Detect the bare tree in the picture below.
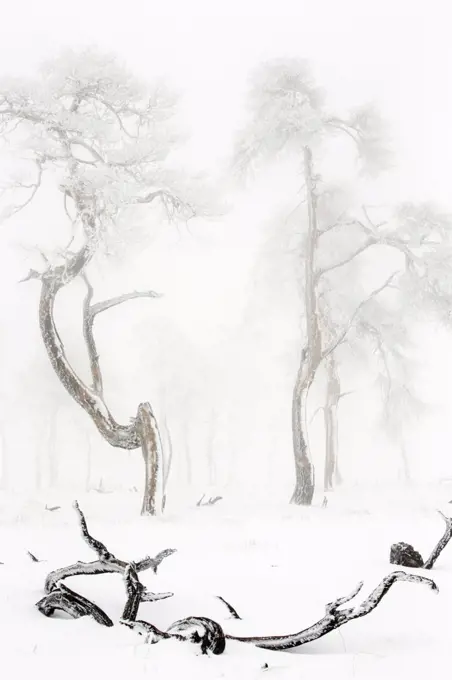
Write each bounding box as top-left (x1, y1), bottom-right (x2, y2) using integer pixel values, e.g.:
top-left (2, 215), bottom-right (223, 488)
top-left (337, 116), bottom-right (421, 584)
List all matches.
top-left (0, 49), bottom-right (207, 514)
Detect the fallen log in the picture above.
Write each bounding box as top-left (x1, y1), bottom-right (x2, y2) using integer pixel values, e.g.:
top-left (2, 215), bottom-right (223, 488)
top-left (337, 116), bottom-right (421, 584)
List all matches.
top-left (36, 582), bottom-right (113, 627)
top-left (122, 570), bottom-right (437, 654)
top-left (225, 571), bottom-right (437, 651)
top-left (120, 616), bottom-right (226, 655)
top-left (122, 562), bottom-right (173, 622)
top-left (44, 501), bottom-right (176, 593)
top-left (390, 511), bottom-right (452, 570)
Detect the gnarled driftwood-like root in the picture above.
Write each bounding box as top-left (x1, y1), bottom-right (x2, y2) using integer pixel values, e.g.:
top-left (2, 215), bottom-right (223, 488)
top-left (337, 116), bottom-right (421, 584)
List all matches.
top-left (225, 571), bottom-right (437, 651)
top-left (122, 571), bottom-right (437, 654)
top-left (36, 582), bottom-right (113, 627)
top-left (44, 501), bottom-right (176, 593)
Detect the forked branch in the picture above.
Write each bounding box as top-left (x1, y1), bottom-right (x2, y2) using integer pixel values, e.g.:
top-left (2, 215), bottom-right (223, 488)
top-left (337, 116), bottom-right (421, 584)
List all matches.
top-left (44, 501), bottom-right (176, 593)
top-left (225, 571), bottom-right (437, 651)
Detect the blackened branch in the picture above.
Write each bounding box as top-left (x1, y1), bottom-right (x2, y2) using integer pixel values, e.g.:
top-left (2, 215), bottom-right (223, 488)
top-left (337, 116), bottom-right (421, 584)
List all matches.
top-left (44, 502), bottom-right (176, 593)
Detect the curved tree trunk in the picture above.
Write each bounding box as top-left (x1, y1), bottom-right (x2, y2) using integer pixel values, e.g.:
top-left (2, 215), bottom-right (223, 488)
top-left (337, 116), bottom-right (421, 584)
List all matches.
top-left (24, 214), bottom-right (163, 515)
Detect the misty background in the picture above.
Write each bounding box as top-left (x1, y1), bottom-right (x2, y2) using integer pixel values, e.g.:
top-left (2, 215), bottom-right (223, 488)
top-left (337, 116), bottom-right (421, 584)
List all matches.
top-left (0, 0), bottom-right (450, 503)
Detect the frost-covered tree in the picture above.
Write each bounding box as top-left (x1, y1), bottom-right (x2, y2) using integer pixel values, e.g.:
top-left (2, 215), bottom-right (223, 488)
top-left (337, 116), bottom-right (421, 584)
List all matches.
top-left (0, 49), bottom-right (208, 515)
top-left (235, 58), bottom-right (390, 505)
top-left (236, 58), bottom-right (452, 504)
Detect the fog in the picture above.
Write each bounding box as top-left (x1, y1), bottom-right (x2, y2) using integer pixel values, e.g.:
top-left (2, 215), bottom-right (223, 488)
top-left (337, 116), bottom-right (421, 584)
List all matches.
top-left (0, 0), bottom-right (450, 504)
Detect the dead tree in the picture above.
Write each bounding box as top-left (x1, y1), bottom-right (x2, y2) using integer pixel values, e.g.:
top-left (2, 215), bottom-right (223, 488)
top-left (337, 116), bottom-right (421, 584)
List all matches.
top-left (38, 503), bottom-right (438, 655)
top-left (390, 510), bottom-right (452, 570)
top-left (122, 570), bottom-right (437, 654)
top-left (36, 582), bottom-right (113, 627)
top-left (225, 572), bottom-right (437, 650)
top-left (43, 501), bottom-right (176, 593)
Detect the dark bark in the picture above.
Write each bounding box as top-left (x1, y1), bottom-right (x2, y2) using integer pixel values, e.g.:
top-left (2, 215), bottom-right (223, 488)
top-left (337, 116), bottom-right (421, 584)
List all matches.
top-left (122, 562), bottom-right (173, 621)
top-left (389, 511), bottom-right (452, 570)
top-left (390, 511), bottom-right (452, 570)
top-left (122, 571), bottom-right (436, 654)
top-left (216, 595), bottom-right (242, 620)
top-left (167, 617), bottom-right (226, 655)
top-left (36, 582), bottom-right (113, 627)
top-left (44, 501), bottom-right (176, 593)
top-left (121, 617), bottom-right (226, 655)
top-left (423, 511), bottom-right (452, 569)
top-left (225, 571), bottom-right (437, 651)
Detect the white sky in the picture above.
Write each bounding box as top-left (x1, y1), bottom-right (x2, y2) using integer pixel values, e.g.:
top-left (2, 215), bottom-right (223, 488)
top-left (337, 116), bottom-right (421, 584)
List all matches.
top-left (1, 0), bottom-right (451, 205)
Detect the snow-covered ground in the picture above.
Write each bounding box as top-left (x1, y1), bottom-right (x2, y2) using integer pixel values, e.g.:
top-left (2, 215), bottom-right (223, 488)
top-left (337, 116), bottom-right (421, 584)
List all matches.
top-left (1, 483), bottom-right (451, 679)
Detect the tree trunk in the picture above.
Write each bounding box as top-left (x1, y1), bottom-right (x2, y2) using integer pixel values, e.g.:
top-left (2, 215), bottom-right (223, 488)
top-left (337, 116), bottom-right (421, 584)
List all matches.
top-left (137, 403), bottom-right (164, 516)
top-left (290, 146), bottom-right (321, 506)
top-left (324, 354), bottom-right (340, 492)
top-left (291, 357), bottom-right (315, 505)
top-left (25, 222), bottom-right (163, 515)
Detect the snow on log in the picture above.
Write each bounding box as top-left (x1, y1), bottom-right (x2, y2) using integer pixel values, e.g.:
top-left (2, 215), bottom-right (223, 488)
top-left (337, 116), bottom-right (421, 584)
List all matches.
top-left (216, 595), bottom-right (242, 619)
top-left (36, 582), bottom-right (113, 627)
top-left (44, 501), bottom-right (176, 593)
top-left (390, 511), bottom-right (452, 570)
top-left (122, 571), bottom-right (437, 654)
top-left (122, 562), bottom-right (173, 622)
top-left (225, 571), bottom-right (438, 651)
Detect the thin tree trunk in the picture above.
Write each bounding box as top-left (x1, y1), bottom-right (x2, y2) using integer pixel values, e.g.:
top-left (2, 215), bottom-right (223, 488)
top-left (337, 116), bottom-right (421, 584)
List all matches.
top-left (324, 354), bottom-right (340, 492)
top-left (290, 146), bottom-right (321, 506)
top-left (291, 358), bottom-right (315, 505)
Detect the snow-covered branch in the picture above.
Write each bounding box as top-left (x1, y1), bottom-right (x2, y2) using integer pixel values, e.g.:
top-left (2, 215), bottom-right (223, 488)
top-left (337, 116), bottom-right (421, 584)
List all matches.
top-left (322, 272), bottom-right (398, 360)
